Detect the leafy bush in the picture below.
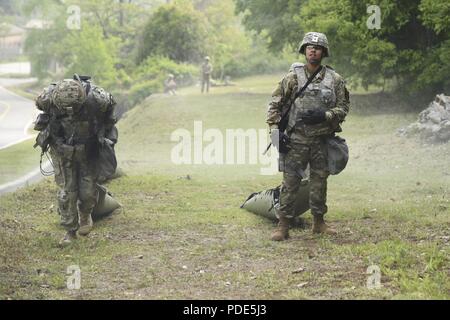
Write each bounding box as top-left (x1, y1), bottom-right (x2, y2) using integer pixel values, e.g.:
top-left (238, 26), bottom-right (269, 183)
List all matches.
top-left (218, 46), bottom-right (295, 78)
top-left (133, 55), bottom-right (198, 86)
top-left (122, 56), bottom-right (199, 109)
top-left (128, 79), bottom-right (160, 103)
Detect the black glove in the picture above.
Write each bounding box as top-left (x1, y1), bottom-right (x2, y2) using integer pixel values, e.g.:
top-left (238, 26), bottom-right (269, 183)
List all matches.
top-left (301, 109), bottom-right (326, 125)
top-left (270, 129), bottom-right (290, 154)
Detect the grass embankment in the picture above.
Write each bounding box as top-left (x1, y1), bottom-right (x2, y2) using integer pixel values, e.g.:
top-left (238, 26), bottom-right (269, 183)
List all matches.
top-left (4, 81), bottom-right (42, 101)
top-left (0, 74), bottom-right (448, 299)
top-left (0, 140), bottom-right (41, 185)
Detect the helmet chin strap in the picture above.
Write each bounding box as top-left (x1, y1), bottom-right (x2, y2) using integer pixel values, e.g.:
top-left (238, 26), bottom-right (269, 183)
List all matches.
top-left (73, 73), bottom-right (82, 83)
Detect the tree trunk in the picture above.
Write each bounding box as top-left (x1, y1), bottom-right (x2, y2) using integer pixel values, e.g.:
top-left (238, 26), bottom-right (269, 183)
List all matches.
top-left (119, 0), bottom-right (124, 27)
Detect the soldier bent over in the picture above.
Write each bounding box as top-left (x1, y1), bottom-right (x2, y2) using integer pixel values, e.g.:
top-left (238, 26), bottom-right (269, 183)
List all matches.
top-left (34, 75), bottom-right (117, 246)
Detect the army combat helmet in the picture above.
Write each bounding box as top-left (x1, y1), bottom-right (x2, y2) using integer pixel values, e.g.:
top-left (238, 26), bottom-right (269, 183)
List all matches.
top-left (51, 78), bottom-right (86, 114)
top-left (298, 32), bottom-right (330, 57)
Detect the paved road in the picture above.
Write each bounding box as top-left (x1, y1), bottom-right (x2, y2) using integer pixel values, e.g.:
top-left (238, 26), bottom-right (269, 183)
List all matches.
top-left (0, 77), bottom-right (50, 196)
top-left (0, 78), bottom-right (38, 150)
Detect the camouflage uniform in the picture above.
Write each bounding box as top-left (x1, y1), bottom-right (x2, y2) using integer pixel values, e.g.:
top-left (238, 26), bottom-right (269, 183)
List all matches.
top-left (35, 78), bottom-right (117, 233)
top-left (164, 74), bottom-right (177, 95)
top-left (267, 62), bottom-right (350, 220)
top-left (201, 57), bottom-right (213, 93)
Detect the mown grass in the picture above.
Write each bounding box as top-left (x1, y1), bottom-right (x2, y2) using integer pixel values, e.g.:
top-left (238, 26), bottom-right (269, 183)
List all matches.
top-left (0, 74), bottom-right (448, 299)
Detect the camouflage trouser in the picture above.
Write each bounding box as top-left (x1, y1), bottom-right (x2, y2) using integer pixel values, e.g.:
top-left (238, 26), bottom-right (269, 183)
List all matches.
top-left (201, 75), bottom-right (210, 93)
top-left (50, 145), bottom-right (97, 231)
top-left (279, 139), bottom-right (329, 218)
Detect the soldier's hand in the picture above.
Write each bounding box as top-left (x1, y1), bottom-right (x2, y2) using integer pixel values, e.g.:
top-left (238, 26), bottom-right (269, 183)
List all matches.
top-left (270, 129), bottom-right (290, 154)
top-left (301, 109), bottom-right (327, 125)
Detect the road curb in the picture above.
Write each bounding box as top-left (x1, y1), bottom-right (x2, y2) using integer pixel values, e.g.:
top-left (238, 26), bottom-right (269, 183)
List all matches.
top-left (0, 161), bottom-right (51, 196)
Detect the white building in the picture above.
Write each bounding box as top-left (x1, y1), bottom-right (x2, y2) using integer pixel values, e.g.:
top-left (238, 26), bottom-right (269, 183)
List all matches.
top-left (0, 23), bottom-right (25, 60)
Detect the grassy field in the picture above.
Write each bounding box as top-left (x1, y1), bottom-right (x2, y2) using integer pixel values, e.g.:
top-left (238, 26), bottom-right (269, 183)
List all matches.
top-left (0, 74), bottom-right (448, 299)
top-left (0, 139), bottom-right (41, 185)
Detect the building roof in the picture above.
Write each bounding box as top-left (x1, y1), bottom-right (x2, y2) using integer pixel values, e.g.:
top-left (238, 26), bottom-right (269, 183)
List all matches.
top-left (25, 19), bottom-right (53, 30)
top-left (0, 23), bottom-right (25, 36)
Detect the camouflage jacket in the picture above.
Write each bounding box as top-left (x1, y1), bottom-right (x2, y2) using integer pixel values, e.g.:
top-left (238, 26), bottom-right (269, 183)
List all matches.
top-left (267, 64), bottom-right (350, 136)
top-left (34, 81), bottom-right (117, 152)
top-left (201, 62), bottom-right (213, 76)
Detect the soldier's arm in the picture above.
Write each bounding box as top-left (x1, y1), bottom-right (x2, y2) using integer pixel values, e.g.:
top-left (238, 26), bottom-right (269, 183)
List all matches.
top-left (34, 84), bottom-right (63, 150)
top-left (47, 112), bottom-right (65, 151)
top-left (103, 94), bottom-right (118, 143)
top-left (266, 72), bottom-right (296, 129)
top-left (327, 74), bottom-right (350, 122)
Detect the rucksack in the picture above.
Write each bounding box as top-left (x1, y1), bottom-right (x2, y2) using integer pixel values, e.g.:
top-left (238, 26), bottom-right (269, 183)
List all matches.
top-left (326, 135), bottom-right (349, 175)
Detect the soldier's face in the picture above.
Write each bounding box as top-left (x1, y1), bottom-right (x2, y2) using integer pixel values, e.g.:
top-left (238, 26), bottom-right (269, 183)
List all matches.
top-left (306, 45), bottom-right (323, 65)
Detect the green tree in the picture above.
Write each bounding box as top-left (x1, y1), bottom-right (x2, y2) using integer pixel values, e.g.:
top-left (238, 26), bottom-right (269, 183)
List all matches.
top-left (24, 16), bottom-right (66, 79)
top-left (234, 0), bottom-right (303, 52)
top-left (235, 0), bottom-right (450, 95)
top-left (201, 0), bottom-right (251, 79)
top-left (23, 1), bottom-right (121, 83)
top-left (58, 24), bottom-right (118, 86)
top-left (137, 2), bottom-right (208, 63)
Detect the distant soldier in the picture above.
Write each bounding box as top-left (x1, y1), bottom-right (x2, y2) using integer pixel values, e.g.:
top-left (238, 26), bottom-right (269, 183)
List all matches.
top-left (164, 74), bottom-right (177, 95)
top-left (201, 56), bottom-right (213, 93)
top-left (267, 32), bottom-right (350, 241)
top-left (34, 74), bottom-right (118, 246)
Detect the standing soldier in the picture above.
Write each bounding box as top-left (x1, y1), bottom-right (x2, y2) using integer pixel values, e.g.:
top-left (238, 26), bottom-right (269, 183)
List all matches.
top-left (34, 74), bottom-right (118, 246)
top-left (267, 32), bottom-right (350, 241)
top-left (201, 56), bottom-right (213, 93)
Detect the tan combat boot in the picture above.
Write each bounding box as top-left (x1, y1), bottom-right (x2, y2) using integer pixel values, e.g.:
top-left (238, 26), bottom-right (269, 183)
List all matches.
top-left (59, 230), bottom-right (77, 247)
top-left (312, 215), bottom-right (337, 235)
top-left (271, 216), bottom-right (290, 241)
top-left (78, 212), bottom-right (93, 236)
